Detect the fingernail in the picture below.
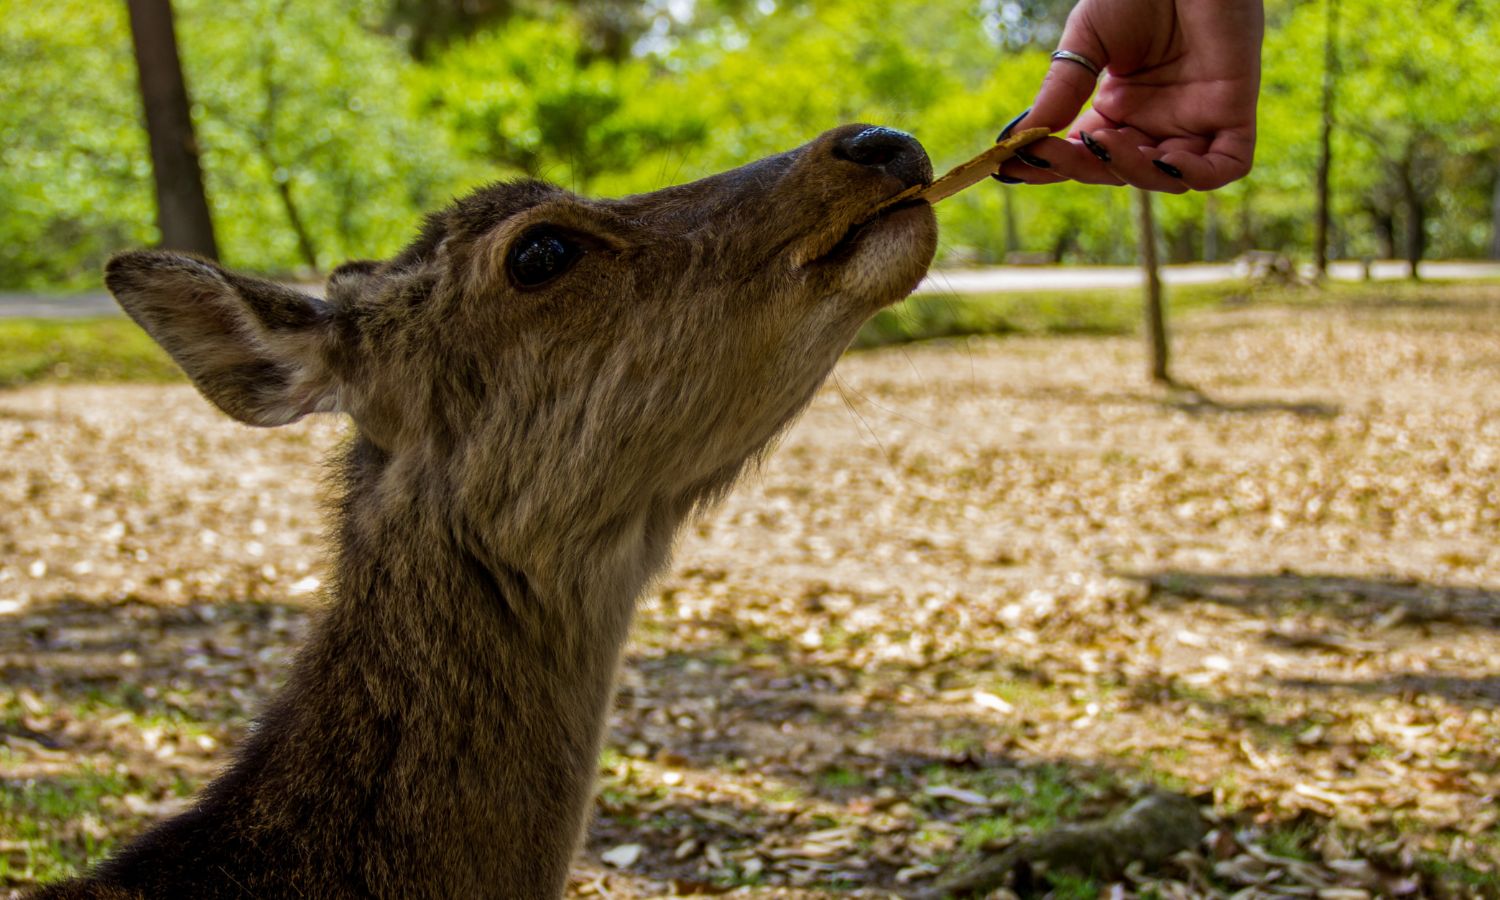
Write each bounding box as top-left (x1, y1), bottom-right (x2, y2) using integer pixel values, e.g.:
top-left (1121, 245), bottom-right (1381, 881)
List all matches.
top-left (1015, 149), bottom-right (1051, 169)
top-left (1153, 159), bottom-right (1184, 179)
top-left (1081, 131), bottom-right (1111, 163)
top-left (997, 108), bottom-right (1032, 142)
top-left (992, 173), bottom-right (1025, 185)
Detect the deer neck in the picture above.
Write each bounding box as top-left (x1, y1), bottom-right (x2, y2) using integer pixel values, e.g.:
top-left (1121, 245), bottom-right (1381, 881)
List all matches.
top-left (228, 436), bottom-right (676, 896)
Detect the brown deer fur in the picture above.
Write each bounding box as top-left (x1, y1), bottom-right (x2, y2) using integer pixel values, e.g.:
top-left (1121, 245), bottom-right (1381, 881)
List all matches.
top-left (34, 124), bottom-right (936, 899)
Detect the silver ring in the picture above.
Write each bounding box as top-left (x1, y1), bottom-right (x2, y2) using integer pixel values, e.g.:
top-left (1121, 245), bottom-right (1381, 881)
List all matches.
top-left (1051, 49), bottom-right (1102, 79)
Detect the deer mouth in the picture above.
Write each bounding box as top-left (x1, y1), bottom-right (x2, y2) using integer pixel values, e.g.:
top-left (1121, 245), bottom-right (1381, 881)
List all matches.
top-left (799, 197), bottom-right (931, 269)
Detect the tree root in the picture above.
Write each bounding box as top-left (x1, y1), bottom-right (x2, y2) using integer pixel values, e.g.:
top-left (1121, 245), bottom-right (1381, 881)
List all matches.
top-left (911, 790), bottom-right (1208, 899)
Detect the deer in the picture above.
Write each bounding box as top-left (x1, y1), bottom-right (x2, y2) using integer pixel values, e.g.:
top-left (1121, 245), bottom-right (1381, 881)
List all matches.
top-left (32, 123), bottom-right (936, 899)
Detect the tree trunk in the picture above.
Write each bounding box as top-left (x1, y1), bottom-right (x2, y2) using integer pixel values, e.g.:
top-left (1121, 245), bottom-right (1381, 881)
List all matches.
top-left (124, 0), bottom-right (218, 259)
top-left (1372, 206), bottom-right (1397, 260)
top-left (1204, 192), bottom-right (1220, 262)
top-left (1398, 160), bottom-right (1426, 280)
top-left (1313, 0), bottom-right (1338, 279)
top-left (1002, 186), bottom-right (1019, 257)
top-left (1137, 190), bottom-right (1170, 385)
top-left (1238, 187), bottom-right (1255, 255)
top-left (1490, 171), bottom-right (1500, 260)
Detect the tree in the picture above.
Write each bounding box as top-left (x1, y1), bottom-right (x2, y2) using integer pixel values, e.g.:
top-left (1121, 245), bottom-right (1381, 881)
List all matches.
top-left (10, 0), bottom-right (1500, 292)
top-left (1137, 189), bottom-right (1169, 384)
top-left (415, 17), bottom-right (706, 192)
top-left (1203, 193), bottom-right (1221, 262)
top-left (1491, 172), bottom-right (1500, 260)
top-left (1322, 0), bottom-right (1499, 273)
top-left (124, 0), bottom-right (218, 259)
top-left (0, 0), bottom-right (155, 288)
top-left (179, 0), bottom-right (459, 274)
top-left (1312, 0), bottom-right (1337, 279)
top-left (386, 0), bottom-right (515, 60)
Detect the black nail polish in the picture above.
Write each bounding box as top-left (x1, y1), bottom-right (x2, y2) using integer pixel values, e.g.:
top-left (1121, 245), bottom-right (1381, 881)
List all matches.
top-left (1081, 131), bottom-right (1111, 163)
top-left (1153, 159), bottom-right (1184, 179)
top-left (997, 108), bottom-right (1032, 142)
top-left (1015, 149), bottom-right (1051, 169)
top-left (992, 173), bottom-right (1025, 185)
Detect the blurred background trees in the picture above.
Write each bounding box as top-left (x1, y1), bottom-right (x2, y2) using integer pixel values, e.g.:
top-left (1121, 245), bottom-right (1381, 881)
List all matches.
top-left (123, 0), bottom-right (219, 260)
top-left (2, 0), bottom-right (1497, 289)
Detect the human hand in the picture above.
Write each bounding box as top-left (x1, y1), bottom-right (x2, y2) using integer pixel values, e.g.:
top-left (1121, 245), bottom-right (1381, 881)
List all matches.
top-left (995, 0), bottom-right (1264, 193)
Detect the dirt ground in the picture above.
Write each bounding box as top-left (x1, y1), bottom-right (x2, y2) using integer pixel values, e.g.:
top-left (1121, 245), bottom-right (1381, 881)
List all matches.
top-left (3, 286), bottom-right (1498, 898)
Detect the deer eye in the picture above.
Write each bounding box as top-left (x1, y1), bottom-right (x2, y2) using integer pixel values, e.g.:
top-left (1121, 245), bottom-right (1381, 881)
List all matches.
top-left (508, 228), bottom-right (583, 288)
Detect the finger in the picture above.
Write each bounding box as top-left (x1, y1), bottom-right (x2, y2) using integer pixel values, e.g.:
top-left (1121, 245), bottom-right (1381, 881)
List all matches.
top-left (1024, 12), bottom-right (1110, 134)
top-left (1126, 128), bottom-right (1199, 192)
top-left (1025, 61), bottom-right (1099, 137)
top-left (1021, 136), bottom-right (1125, 186)
top-left (1080, 128), bottom-right (1190, 194)
top-left (997, 104), bottom-right (1120, 184)
top-left (995, 107), bottom-right (1057, 172)
top-left (994, 160), bottom-right (1067, 185)
top-left (1160, 132), bottom-right (1256, 191)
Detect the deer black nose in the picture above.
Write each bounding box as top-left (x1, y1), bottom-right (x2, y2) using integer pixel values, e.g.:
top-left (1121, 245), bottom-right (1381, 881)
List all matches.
top-left (832, 127), bottom-right (932, 188)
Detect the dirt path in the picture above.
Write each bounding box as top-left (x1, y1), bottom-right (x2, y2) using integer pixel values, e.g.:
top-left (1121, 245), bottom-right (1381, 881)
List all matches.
top-left (3, 287), bottom-right (1498, 897)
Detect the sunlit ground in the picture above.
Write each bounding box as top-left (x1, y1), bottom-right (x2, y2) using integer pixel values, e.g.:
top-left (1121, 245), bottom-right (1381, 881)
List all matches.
top-left (3, 284), bottom-right (1498, 897)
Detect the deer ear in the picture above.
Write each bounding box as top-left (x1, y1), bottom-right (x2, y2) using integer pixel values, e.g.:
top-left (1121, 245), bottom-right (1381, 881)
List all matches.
top-left (105, 251), bottom-right (344, 427)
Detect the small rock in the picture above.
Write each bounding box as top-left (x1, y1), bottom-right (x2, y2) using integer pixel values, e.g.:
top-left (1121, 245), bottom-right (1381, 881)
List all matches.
top-left (925, 784), bottom-right (992, 807)
top-left (601, 843), bottom-right (643, 868)
top-left (973, 690), bottom-right (1015, 714)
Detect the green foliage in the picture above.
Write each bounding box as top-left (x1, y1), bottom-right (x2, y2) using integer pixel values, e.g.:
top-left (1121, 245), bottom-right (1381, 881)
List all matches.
top-left (414, 16), bottom-right (707, 189)
top-left (0, 319), bottom-right (179, 388)
top-left (857, 283), bottom-right (1235, 347)
top-left (176, 0), bottom-right (464, 273)
top-left (0, 0), bottom-right (153, 289)
top-left (1, 0), bottom-right (1496, 290)
top-left (1258, 0), bottom-right (1500, 260)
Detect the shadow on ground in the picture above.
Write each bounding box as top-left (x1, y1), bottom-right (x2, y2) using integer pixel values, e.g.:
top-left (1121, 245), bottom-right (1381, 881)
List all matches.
top-left (1, 594), bottom-right (1168, 896)
top-left (4, 585), bottom-right (1495, 896)
top-left (1136, 569), bottom-right (1500, 629)
top-left (1164, 390), bottom-right (1341, 419)
top-left (1012, 384), bottom-right (1343, 420)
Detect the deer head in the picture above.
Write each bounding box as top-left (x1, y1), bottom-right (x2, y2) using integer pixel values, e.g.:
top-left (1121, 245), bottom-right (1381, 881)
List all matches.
top-left (105, 124), bottom-right (936, 595)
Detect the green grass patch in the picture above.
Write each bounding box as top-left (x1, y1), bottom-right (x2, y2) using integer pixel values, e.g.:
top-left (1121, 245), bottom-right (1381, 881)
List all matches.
top-left (926, 762), bottom-right (1091, 833)
top-left (817, 767), bottom-right (867, 791)
top-left (0, 767), bottom-right (135, 885)
top-left (855, 283), bottom-right (1236, 348)
top-left (8, 282), bottom-right (1496, 387)
top-left (8, 282), bottom-right (1496, 392)
top-left (762, 784), bottom-right (805, 804)
top-left (1251, 277), bottom-right (1500, 307)
top-left (981, 677), bottom-right (1065, 712)
top-left (0, 318), bottom-right (179, 388)
top-left (1418, 855), bottom-right (1500, 893)
top-left (959, 814), bottom-right (1019, 852)
top-left (1044, 871), bottom-right (1102, 900)
top-left (1260, 821), bottom-right (1319, 861)
top-left (856, 278), bottom-right (1500, 348)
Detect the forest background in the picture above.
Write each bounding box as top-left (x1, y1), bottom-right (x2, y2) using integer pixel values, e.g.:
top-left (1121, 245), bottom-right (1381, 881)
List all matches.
top-left (4, 0), bottom-right (1499, 292)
